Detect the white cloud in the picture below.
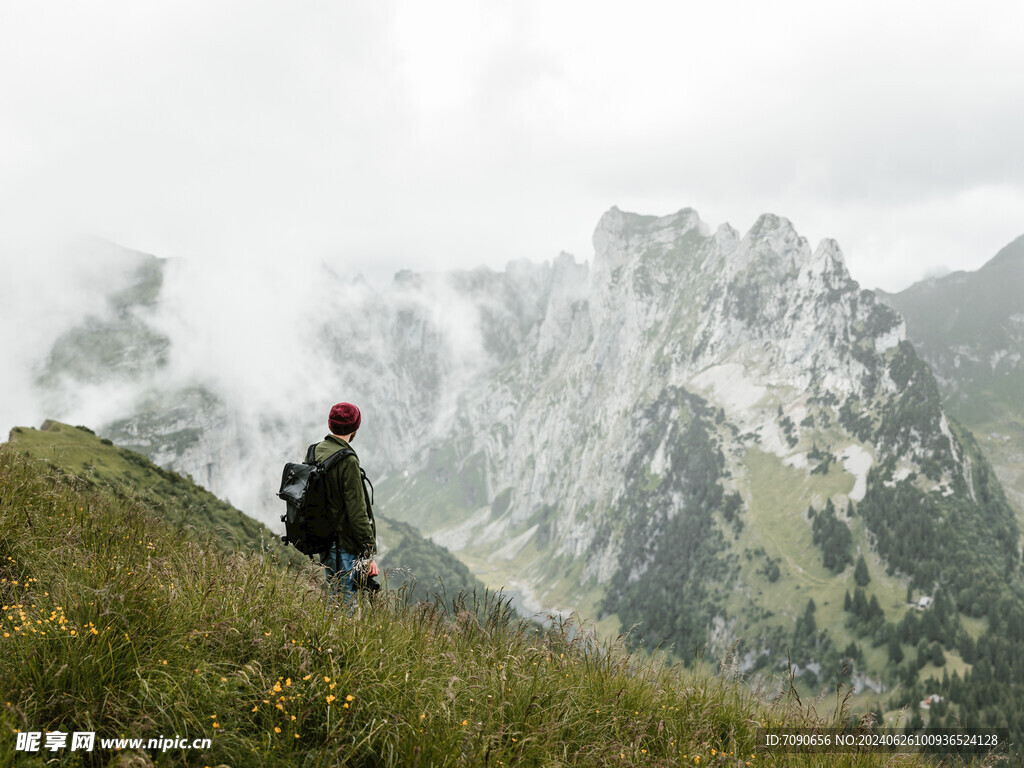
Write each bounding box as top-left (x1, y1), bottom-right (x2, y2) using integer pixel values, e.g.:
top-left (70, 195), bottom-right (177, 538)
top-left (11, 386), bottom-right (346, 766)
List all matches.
top-left (0, 0), bottom-right (1021, 293)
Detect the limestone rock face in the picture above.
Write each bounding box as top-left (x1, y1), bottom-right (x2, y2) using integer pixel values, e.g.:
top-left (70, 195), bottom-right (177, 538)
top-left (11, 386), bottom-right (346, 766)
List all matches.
top-left (399, 209), bottom-right (927, 583)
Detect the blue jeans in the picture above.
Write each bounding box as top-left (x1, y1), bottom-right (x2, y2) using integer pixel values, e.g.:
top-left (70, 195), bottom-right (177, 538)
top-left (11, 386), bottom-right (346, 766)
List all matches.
top-left (321, 545), bottom-right (357, 604)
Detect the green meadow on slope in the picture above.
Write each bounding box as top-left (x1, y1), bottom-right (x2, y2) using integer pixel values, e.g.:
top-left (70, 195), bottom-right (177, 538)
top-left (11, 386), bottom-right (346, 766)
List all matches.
top-left (0, 424), bottom-right (956, 766)
top-left (6, 421), bottom-right (485, 599)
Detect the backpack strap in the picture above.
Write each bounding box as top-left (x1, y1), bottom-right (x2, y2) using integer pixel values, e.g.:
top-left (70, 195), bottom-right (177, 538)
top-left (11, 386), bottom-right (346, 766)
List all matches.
top-left (305, 443), bottom-right (355, 471)
top-left (360, 467), bottom-right (374, 506)
top-left (319, 447), bottom-right (355, 473)
top-left (321, 449), bottom-right (372, 508)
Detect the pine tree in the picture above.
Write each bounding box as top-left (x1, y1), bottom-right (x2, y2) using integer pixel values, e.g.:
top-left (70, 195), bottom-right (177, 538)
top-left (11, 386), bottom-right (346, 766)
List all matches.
top-left (803, 598), bottom-right (817, 635)
top-left (868, 593), bottom-right (883, 622)
top-left (852, 587), bottom-right (868, 619)
top-left (888, 634), bottom-right (904, 664)
top-left (854, 554), bottom-right (870, 587)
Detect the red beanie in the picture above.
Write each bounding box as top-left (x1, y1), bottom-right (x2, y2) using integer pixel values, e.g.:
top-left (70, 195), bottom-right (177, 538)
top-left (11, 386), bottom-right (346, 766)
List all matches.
top-left (328, 402), bottom-right (361, 435)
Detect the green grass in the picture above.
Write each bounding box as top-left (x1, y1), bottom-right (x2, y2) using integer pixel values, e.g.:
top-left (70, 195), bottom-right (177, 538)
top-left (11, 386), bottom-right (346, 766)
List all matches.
top-left (0, 439), bottom-right (947, 766)
top-left (10, 421), bottom-right (491, 614)
top-left (728, 449), bottom-right (925, 700)
top-left (8, 421), bottom-right (278, 555)
top-left (731, 449), bottom-right (856, 620)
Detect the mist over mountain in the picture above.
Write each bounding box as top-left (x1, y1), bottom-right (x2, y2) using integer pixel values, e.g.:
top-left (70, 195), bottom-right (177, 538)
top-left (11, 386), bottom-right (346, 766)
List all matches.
top-left (8, 207), bottom-right (1024, 741)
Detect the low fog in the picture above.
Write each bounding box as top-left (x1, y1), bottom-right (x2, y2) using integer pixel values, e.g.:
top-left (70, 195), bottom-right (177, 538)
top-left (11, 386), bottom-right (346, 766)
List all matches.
top-left (0, 233), bottom-right (510, 522)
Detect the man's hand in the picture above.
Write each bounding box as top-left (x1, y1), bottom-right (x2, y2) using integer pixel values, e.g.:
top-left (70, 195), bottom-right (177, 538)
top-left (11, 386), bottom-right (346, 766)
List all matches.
top-left (366, 559), bottom-right (380, 577)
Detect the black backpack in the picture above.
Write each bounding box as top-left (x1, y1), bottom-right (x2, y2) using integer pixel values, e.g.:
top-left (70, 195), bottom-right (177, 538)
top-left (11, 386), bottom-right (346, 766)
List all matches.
top-left (277, 443), bottom-right (355, 557)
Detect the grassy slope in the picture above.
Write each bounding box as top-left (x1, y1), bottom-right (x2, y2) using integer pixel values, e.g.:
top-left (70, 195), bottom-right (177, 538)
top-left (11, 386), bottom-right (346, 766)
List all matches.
top-left (732, 449), bottom-right (975, 717)
top-left (734, 448), bottom-right (909, 641)
top-left (9, 421), bottom-right (274, 551)
top-left (9, 421), bottom-right (488, 600)
top-left (0, 434), bottom-right (941, 766)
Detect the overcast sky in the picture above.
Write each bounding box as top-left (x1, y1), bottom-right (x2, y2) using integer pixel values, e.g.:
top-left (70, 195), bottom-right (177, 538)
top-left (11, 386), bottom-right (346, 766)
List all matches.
top-left (1, 0), bottom-right (1022, 291)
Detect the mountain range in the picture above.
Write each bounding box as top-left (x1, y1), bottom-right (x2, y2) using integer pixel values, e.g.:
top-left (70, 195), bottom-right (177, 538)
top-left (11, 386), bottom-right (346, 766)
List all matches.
top-left (18, 207), bottom-right (1024, 740)
top-left (877, 234), bottom-right (1024, 518)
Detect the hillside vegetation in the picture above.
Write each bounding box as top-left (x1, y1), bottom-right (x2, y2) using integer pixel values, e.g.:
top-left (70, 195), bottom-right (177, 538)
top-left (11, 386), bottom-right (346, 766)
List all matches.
top-left (0, 427), bottom-right (943, 766)
top-left (7, 421), bottom-right (485, 600)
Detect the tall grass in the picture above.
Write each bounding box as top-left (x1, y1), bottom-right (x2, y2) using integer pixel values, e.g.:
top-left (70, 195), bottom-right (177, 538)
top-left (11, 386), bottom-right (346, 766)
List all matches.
top-left (0, 446), bottom-right (952, 766)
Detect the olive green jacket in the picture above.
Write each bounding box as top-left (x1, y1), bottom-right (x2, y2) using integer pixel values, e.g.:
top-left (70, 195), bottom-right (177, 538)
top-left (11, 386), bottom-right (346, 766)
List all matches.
top-left (314, 435), bottom-right (376, 557)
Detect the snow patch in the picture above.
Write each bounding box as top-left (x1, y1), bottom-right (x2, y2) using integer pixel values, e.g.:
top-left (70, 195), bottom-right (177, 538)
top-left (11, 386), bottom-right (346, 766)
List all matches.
top-left (874, 324), bottom-right (904, 353)
top-left (650, 438), bottom-right (670, 477)
top-left (689, 364), bottom-right (766, 414)
top-left (757, 421), bottom-right (790, 458)
top-left (893, 465), bottom-right (914, 483)
top-left (841, 445), bottom-right (872, 502)
top-left (783, 452), bottom-right (808, 470)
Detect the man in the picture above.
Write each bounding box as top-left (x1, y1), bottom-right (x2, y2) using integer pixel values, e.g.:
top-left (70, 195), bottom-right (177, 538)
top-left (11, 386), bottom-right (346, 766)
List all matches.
top-left (316, 401), bottom-right (379, 601)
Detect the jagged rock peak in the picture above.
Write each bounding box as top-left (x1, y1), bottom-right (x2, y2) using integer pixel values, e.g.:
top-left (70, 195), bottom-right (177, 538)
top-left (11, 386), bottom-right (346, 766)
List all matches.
top-left (714, 222), bottom-right (741, 247)
top-left (717, 213), bottom-right (812, 283)
top-left (504, 252), bottom-right (584, 281)
top-left (592, 208), bottom-right (837, 283)
top-left (552, 250), bottom-right (578, 269)
top-left (813, 237), bottom-right (844, 262)
top-left (548, 251), bottom-right (587, 285)
top-left (746, 212), bottom-right (797, 238)
top-left (809, 238), bottom-right (850, 277)
top-left (740, 213), bottom-right (808, 257)
top-left (592, 206), bottom-right (709, 279)
top-left (595, 206), bottom-right (705, 242)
